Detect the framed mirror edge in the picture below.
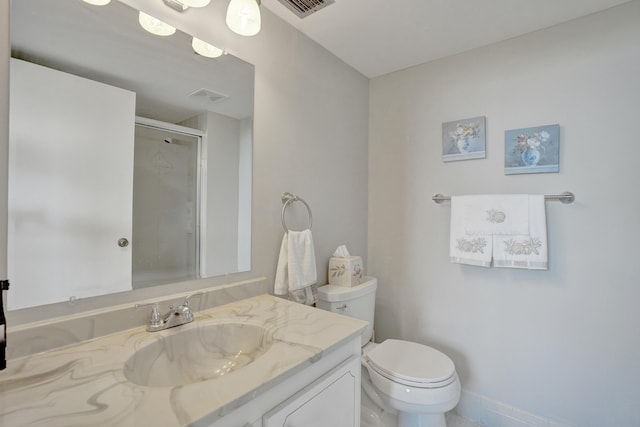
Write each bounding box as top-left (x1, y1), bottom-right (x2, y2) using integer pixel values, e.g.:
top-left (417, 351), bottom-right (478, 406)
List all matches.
top-left (7, 0), bottom-right (254, 317)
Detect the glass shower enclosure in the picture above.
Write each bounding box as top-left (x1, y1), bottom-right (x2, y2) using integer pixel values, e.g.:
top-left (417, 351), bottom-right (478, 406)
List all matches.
top-left (132, 123), bottom-right (201, 289)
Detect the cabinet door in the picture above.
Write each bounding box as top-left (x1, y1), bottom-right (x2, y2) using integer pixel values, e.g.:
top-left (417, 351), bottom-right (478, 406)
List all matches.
top-left (263, 356), bottom-right (360, 427)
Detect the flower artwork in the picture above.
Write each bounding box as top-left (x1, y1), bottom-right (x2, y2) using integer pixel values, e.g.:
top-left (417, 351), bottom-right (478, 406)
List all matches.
top-left (442, 116), bottom-right (486, 162)
top-left (505, 124), bottom-right (559, 174)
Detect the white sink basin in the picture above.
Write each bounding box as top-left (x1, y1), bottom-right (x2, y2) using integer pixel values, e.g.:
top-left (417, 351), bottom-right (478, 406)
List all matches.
top-left (124, 322), bottom-right (273, 387)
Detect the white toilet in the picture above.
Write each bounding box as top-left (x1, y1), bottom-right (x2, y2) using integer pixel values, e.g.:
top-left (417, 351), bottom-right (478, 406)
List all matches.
top-left (317, 277), bottom-right (461, 427)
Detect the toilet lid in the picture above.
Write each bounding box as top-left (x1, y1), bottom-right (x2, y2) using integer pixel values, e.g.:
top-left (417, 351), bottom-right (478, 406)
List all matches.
top-left (365, 339), bottom-right (456, 386)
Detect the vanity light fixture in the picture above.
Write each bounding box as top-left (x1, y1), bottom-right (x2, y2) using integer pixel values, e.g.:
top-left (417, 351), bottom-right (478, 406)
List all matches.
top-left (180, 0), bottom-right (212, 6)
top-left (162, 0), bottom-right (211, 11)
top-left (138, 11), bottom-right (176, 36)
top-left (226, 0), bottom-right (261, 36)
top-left (82, 0), bottom-right (111, 5)
top-left (137, 7), bottom-right (225, 60)
top-left (192, 37), bottom-right (224, 58)
top-left (162, 0), bottom-right (189, 12)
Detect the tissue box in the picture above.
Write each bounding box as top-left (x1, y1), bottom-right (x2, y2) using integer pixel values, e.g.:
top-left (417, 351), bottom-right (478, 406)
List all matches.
top-left (328, 256), bottom-right (364, 287)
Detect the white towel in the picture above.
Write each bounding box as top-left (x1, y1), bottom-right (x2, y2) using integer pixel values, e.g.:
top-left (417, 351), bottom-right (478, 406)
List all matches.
top-left (493, 195), bottom-right (548, 270)
top-left (274, 229), bottom-right (318, 305)
top-left (450, 194), bottom-right (548, 270)
top-left (463, 194), bottom-right (529, 235)
top-left (450, 196), bottom-right (492, 267)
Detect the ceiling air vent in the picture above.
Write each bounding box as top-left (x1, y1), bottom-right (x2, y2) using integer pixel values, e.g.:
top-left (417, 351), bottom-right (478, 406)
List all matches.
top-left (189, 88), bottom-right (228, 104)
top-left (276, 0), bottom-right (335, 19)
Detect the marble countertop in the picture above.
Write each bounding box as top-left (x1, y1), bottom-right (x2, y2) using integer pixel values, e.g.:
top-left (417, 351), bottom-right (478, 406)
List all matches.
top-left (0, 294), bottom-right (367, 427)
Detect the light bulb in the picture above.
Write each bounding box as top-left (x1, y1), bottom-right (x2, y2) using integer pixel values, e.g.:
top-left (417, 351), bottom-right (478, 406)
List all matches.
top-left (192, 37), bottom-right (223, 58)
top-left (226, 0), bottom-right (261, 37)
top-left (138, 12), bottom-right (176, 37)
top-left (82, 0), bottom-right (111, 5)
top-left (180, 0), bottom-right (211, 7)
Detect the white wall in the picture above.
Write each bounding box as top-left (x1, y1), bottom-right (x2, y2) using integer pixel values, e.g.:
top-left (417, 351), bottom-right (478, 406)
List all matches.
top-left (202, 111), bottom-right (242, 277)
top-left (368, 3), bottom-right (640, 426)
top-left (1, 1), bottom-right (369, 323)
top-left (238, 117), bottom-right (252, 272)
top-left (178, 112), bottom-right (245, 277)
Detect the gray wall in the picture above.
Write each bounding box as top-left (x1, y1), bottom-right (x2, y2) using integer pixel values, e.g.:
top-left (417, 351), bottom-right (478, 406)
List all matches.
top-left (368, 3), bottom-right (640, 426)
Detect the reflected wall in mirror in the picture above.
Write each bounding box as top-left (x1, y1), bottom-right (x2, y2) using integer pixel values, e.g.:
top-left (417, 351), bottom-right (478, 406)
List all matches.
top-left (8, 0), bottom-right (253, 310)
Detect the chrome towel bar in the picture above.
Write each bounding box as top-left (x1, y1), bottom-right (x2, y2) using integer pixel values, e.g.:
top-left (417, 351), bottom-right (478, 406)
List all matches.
top-left (432, 191), bottom-right (575, 204)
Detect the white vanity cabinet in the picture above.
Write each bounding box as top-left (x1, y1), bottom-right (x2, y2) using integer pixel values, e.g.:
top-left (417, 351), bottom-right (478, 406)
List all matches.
top-left (263, 356), bottom-right (360, 427)
top-left (200, 335), bottom-right (362, 427)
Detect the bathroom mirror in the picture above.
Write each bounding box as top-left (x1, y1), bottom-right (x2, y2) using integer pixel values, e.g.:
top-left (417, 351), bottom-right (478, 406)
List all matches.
top-left (8, 0), bottom-right (253, 310)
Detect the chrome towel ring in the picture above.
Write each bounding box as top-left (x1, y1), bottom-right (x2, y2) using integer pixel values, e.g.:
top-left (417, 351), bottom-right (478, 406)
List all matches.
top-left (281, 192), bottom-right (312, 232)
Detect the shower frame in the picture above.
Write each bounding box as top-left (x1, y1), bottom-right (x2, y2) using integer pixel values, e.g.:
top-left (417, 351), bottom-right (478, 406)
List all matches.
top-left (134, 116), bottom-right (206, 286)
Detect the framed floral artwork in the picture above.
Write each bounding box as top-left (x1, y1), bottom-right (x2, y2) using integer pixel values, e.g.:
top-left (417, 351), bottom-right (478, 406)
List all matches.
top-left (442, 116), bottom-right (486, 162)
top-left (504, 124), bottom-right (560, 175)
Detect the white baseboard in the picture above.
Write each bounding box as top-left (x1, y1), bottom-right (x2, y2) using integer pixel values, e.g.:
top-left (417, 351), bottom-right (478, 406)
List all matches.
top-left (454, 389), bottom-right (572, 427)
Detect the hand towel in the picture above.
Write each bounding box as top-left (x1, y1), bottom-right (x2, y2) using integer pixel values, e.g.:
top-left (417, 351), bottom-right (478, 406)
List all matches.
top-left (450, 196), bottom-right (492, 267)
top-left (463, 194), bottom-right (529, 235)
top-left (493, 195), bottom-right (548, 270)
top-left (274, 229), bottom-right (318, 305)
top-left (274, 235), bottom-right (290, 296)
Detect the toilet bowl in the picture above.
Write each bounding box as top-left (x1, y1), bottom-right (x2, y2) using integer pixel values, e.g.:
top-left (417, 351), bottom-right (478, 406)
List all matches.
top-left (317, 278), bottom-right (461, 427)
top-left (362, 340), bottom-right (460, 427)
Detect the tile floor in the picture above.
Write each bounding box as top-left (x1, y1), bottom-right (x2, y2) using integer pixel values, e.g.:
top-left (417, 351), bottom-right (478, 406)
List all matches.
top-left (361, 409), bottom-right (481, 427)
top-left (445, 412), bottom-right (484, 427)
top-left (361, 389), bottom-right (483, 427)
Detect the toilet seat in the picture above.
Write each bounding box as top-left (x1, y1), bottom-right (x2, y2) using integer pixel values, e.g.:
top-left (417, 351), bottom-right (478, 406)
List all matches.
top-left (365, 339), bottom-right (457, 388)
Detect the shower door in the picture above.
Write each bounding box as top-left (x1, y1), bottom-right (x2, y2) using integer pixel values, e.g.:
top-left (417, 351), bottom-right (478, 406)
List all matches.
top-left (132, 122), bottom-right (201, 288)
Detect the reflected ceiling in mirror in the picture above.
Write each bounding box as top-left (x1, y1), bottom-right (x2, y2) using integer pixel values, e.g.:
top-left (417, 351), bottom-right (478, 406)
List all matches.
top-left (11, 0), bottom-right (254, 122)
top-left (9, 0), bottom-right (253, 310)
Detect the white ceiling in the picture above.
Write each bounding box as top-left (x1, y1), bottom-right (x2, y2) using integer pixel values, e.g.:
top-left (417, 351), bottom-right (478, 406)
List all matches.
top-left (12, 0), bottom-right (254, 123)
top-left (261, 0), bottom-right (633, 78)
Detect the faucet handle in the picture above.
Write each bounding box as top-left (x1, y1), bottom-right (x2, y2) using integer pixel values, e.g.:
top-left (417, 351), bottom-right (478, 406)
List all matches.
top-left (149, 304), bottom-right (162, 325)
top-left (135, 302), bottom-right (164, 329)
top-left (184, 292), bottom-right (203, 308)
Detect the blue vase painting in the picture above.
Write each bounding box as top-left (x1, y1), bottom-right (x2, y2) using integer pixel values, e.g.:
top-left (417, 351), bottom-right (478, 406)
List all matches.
top-left (521, 147), bottom-right (542, 166)
top-left (505, 124), bottom-right (559, 175)
top-left (442, 116), bottom-right (486, 162)
top-left (456, 136), bottom-right (473, 154)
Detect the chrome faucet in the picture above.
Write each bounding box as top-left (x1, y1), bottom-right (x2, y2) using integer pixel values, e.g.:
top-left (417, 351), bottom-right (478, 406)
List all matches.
top-left (135, 292), bottom-right (203, 332)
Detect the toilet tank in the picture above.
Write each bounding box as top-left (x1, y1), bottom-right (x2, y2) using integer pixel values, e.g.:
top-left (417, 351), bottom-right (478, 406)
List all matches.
top-left (317, 277), bottom-right (377, 347)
